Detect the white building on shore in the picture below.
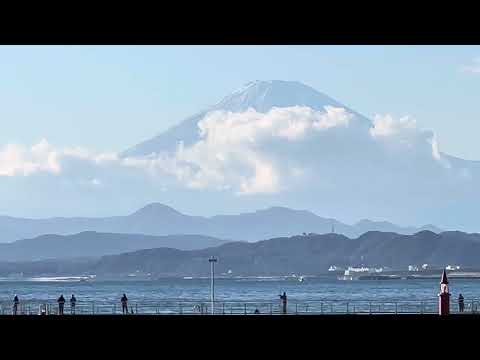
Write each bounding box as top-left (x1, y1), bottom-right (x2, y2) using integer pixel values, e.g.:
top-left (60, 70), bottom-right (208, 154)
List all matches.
top-left (446, 265), bottom-right (460, 271)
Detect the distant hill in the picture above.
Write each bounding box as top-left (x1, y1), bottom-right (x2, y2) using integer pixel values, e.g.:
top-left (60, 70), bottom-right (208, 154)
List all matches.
top-left (2, 230), bottom-right (479, 277)
top-left (0, 232), bottom-right (228, 262)
top-left (0, 203), bottom-right (442, 243)
top-left (90, 230), bottom-right (480, 277)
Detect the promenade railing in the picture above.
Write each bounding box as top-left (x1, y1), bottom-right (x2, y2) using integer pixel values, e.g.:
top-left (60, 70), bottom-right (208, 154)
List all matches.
top-left (1, 299), bottom-right (479, 315)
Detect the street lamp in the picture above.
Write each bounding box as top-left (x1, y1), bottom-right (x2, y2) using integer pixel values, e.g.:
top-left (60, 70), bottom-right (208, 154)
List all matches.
top-left (209, 256), bottom-right (218, 315)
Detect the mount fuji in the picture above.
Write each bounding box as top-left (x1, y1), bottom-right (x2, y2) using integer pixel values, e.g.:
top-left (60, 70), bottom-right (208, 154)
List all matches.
top-left (2, 80), bottom-right (478, 232)
top-left (117, 80), bottom-right (480, 231)
top-left (123, 80), bottom-right (371, 157)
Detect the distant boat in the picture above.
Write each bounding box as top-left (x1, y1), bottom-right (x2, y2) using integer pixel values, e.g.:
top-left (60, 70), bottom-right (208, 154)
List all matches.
top-left (183, 276), bottom-right (194, 280)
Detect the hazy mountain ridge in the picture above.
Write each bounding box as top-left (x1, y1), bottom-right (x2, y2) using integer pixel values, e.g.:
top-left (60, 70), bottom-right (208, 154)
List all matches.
top-left (83, 230), bottom-right (480, 276)
top-left (0, 203), bottom-right (442, 244)
top-left (1, 230), bottom-right (478, 277)
top-left (0, 232), bottom-right (228, 262)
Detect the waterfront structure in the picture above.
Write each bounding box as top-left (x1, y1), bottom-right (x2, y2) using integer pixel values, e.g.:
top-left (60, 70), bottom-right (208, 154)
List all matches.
top-left (347, 266), bottom-right (370, 273)
top-left (438, 269), bottom-right (450, 315)
top-left (446, 265), bottom-right (460, 271)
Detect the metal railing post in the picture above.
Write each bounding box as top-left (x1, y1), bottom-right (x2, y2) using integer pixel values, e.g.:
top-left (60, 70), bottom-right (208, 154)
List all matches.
top-left (92, 302), bottom-right (94, 315)
top-left (270, 303), bottom-right (272, 315)
top-left (395, 302), bottom-right (398, 314)
top-left (244, 303), bottom-right (247, 315)
top-left (295, 303), bottom-right (298, 315)
top-left (320, 302), bottom-right (323, 314)
top-left (222, 303), bottom-right (225, 315)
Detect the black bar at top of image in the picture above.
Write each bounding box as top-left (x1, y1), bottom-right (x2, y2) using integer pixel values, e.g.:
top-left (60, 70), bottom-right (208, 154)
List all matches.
top-left (2, 6), bottom-right (480, 45)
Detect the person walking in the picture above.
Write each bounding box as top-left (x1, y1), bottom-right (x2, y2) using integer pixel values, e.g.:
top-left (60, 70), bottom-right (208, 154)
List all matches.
top-left (121, 293), bottom-right (128, 314)
top-left (70, 294), bottom-right (77, 315)
top-left (57, 294), bottom-right (66, 315)
top-left (458, 293), bottom-right (465, 313)
top-left (12, 295), bottom-right (19, 315)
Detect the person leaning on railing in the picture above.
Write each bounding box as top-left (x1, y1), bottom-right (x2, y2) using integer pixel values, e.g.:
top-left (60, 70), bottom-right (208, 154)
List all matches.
top-left (279, 292), bottom-right (287, 314)
top-left (70, 294), bottom-right (77, 315)
top-left (121, 294), bottom-right (128, 314)
top-left (57, 294), bottom-right (65, 315)
top-left (458, 294), bottom-right (465, 313)
top-left (12, 295), bottom-right (19, 315)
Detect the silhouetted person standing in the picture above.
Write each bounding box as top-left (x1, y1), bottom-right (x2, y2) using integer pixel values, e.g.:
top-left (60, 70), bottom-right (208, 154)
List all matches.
top-left (121, 294), bottom-right (128, 314)
top-left (458, 293), bottom-right (465, 313)
top-left (57, 294), bottom-right (65, 315)
top-left (279, 292), bottom-right (287, 314)
top-left (13, 295), bottom-right (19, 315)
top-left (70, 294), bottom-right (77, 315)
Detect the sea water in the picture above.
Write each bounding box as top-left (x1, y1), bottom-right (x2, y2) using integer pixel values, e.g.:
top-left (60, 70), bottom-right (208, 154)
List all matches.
top-left (1, 277), bottom-right (479, 304)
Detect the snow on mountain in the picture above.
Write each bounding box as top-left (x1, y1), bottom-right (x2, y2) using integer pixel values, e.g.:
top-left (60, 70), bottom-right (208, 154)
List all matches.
top-left (122, 80), bottom-right (371, 158)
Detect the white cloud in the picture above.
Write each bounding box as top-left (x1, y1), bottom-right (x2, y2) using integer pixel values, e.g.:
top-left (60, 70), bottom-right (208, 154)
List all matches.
top-left (238, 157), bottom-right (279, 195)
top-left (430, 134), bottom-right (441, 161)
top-left (370, 114), bottom-right (417, 138)
top-left (197, 106), bottom-right (352, 144)
top-left (370, 114), bottom-right (449, 166)
top-left (167, 106), bottom-right (352, 194)
top-left (461, 57), bottom-right (480, 74)
top-left (0, 139), bottom-right (61, 176)
top-left (0, 106), bottom-right (463, 199)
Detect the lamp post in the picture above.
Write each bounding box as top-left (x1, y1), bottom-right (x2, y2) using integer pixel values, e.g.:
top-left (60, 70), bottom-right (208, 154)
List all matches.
top-left (209, 256), bottom-right (218, 315)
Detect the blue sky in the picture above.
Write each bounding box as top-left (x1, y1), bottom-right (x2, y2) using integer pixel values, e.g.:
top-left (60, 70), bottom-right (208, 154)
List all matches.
top-left (1, 45), bottom-right (479, 159)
